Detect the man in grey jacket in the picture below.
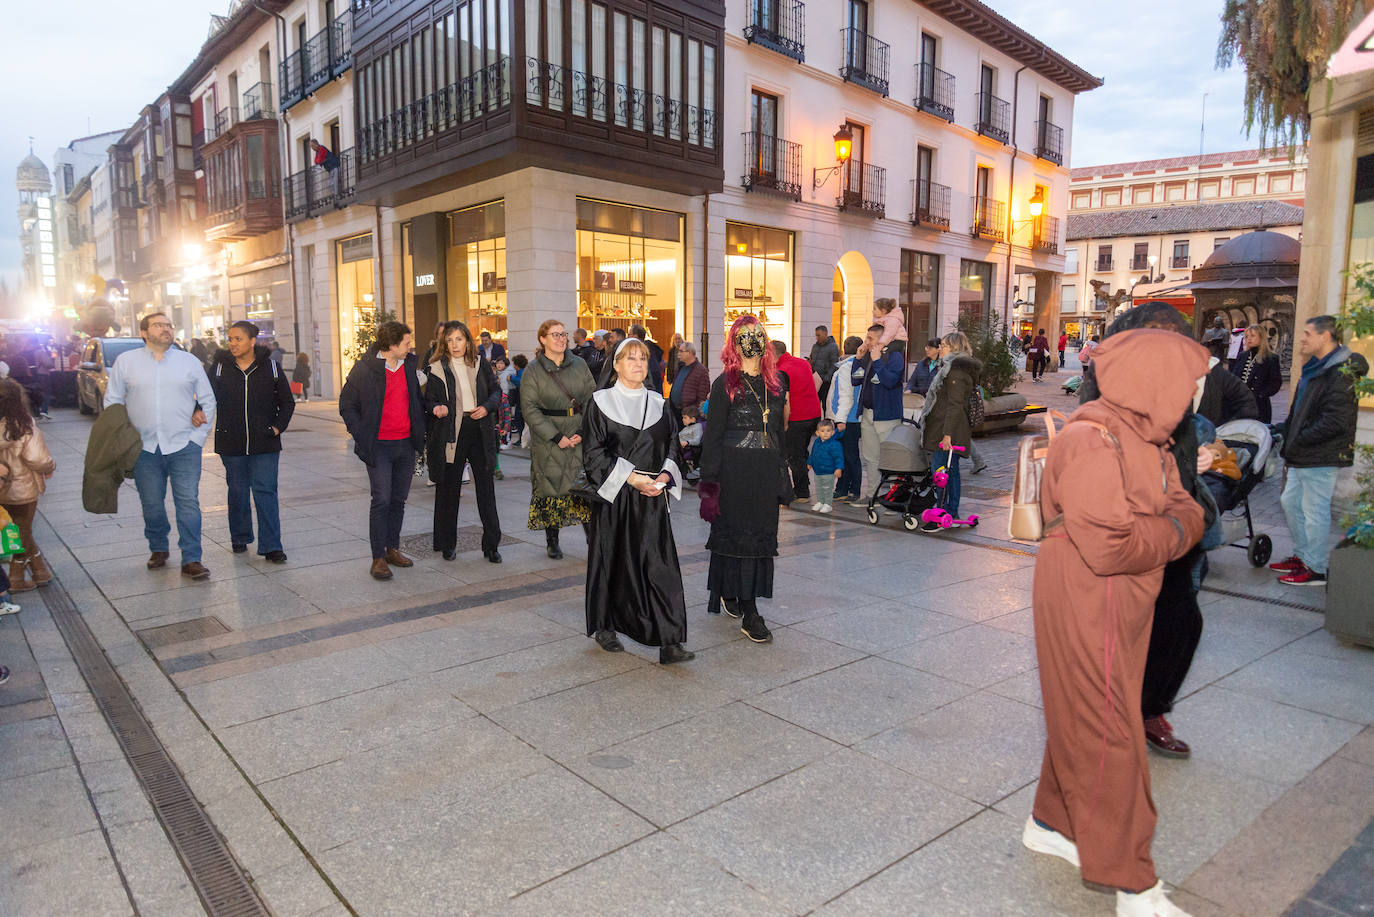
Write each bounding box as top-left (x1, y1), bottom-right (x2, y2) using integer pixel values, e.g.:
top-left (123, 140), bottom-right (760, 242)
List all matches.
top-left (809, 325), bottom-right (840, 406)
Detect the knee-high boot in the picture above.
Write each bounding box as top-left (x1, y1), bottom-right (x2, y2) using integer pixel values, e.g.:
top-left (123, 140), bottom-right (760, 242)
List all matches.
top-left (546, 526), bottom-right (563, 559)
top-left (9, 558), bottom-right (36, 593)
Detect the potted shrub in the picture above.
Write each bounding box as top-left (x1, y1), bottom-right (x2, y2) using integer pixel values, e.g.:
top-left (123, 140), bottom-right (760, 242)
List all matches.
top-left (955, 311), bottom-right (1030, 433)
top-left (1326, 263), bottom-right (1374, 647)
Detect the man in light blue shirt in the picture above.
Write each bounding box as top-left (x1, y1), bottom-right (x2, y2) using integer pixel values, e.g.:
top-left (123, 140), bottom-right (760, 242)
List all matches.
top-left (105, 312), bottom-right (217, 579)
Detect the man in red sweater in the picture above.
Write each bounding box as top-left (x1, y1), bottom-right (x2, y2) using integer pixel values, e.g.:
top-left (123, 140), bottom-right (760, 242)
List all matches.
top-left (772, 339), bottom-right (823, 502)
top-left (339, 321), bottom-right (426, 580)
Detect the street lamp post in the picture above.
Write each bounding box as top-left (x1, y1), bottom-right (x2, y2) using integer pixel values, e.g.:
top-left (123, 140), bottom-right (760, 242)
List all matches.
top-left (812, 124), bottom-right (855, 190)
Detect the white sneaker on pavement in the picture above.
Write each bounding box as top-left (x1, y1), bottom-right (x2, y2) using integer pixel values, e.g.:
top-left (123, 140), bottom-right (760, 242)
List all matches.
top-left (812, 502), bottom-right (823, 511)
top-left (819, 504), bottom-right (833, 514)
top-left (1117, 880), bottom-right (1191, 917)
top-left (1021, 816), bottom-right (1080, 867)
top-left (0, 601), bottom-right (20, 616)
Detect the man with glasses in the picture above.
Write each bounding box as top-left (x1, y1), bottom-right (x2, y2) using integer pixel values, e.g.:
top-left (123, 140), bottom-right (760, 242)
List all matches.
top-left (105, 312), bottom-right (216, 579)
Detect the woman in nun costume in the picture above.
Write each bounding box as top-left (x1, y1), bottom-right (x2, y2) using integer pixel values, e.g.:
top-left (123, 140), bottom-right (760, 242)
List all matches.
top-left (581, 337), bottom-right (694, 664)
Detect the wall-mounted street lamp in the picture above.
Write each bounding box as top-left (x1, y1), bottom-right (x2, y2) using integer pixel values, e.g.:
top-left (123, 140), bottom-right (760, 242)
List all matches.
top-left (812, 124), bottom-right (854, 190)
top-left (1027, 187), bottom-right (1045, 218)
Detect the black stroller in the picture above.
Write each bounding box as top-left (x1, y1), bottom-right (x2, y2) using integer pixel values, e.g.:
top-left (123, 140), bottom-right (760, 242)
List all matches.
top-left (865, 419), bottom-right (939, 532)
top-left (1203, 419), bottom-right (1279, 567)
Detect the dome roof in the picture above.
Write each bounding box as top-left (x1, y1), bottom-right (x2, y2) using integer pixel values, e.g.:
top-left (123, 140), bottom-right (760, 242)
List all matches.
top-left (16, 152), bottom-right (50, 191)
top-left (1201, 230), bottom-right (1301, 269)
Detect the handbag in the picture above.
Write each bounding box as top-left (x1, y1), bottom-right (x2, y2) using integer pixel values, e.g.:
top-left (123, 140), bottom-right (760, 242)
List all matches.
top-left (569, 397), bottom-right (651, 504)
top-left (967, 386), bottom-right (986, 430)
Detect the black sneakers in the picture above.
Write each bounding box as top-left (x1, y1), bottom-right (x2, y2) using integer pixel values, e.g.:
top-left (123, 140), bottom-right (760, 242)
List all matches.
top-left (741, 610), bottom-right (772, 644)
top-left (721, 598), bottom-right (742, 618)
top-left (659, 644), bottom-right (695, 664)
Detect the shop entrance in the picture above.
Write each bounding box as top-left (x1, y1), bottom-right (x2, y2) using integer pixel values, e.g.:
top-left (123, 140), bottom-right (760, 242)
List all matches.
top-left (832, 250), bottom-right (874, 342)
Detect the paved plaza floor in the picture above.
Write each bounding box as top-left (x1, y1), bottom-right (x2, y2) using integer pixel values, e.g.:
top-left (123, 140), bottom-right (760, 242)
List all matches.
top-left (1, 369), bottom-right (1372, 916)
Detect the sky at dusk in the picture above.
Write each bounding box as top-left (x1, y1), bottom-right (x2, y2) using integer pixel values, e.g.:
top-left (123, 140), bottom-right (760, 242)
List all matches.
top-left (0, 0), bottom-right (1259, 293)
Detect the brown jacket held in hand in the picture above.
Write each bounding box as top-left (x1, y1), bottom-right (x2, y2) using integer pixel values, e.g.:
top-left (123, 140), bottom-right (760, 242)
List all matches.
top-left (1030, 328), bottom-right (1209, 894)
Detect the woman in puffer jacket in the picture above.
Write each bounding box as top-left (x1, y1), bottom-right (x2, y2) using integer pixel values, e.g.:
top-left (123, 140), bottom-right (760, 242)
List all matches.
top-left (0, 378), bottom-right (56, 592)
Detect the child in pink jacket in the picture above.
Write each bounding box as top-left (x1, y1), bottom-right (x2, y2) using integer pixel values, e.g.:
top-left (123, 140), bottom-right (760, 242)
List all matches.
top-left (873, 297), bottom-right (907, 347)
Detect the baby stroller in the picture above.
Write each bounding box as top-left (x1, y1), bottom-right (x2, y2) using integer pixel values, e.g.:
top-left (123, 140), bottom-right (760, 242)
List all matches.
top-left (865, 419), bottom-right (939, 531)
top-left (1204, 419), bottom-right (1278, 567)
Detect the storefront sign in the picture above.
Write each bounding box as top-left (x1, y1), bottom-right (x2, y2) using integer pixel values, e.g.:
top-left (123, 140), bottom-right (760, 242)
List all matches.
top-left (618, 279), bottom-right (645, 294)
top-left (416, 273), bottom-right (436, 288)
top-left (733, 288), bottom-right (754, 299)
top-left (594, 271), bottom-right (616, 291)
top-left (481, 272), bottom-right (506, 292)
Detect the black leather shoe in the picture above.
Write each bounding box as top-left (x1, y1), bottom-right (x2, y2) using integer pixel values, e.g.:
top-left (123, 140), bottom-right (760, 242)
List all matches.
top-left (659, 643), bottom-right (695, 664)
top-left (442, 549), bottom-right (457, 561)
top-left (545, 528), bottom-right (563, 559)
top-left (232, 543), bottom-right (248, 554)
top-left (264, 550), bottom-right (287, 564)
top-left (484, 549), bottom-right (502, 564)
top-left (594, 629), bottom-right (624, 652)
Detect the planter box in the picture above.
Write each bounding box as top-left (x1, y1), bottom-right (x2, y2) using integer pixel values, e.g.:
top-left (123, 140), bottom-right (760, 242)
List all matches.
top-left (1325, 540), bottom-right (1374, 649)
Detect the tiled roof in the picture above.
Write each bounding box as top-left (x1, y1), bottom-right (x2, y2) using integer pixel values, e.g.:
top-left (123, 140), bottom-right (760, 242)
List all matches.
top-left (1069, 148), bottom-right (1303, 179)
top-left (1066, 201), bottom-right (1304, 240)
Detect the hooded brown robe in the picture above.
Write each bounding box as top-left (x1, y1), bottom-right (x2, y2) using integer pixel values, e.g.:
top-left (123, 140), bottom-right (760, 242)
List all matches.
top-left (1031, 329), bottom-right (1209, 892)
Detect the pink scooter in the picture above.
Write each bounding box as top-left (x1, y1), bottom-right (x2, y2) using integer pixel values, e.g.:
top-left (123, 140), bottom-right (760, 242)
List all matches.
top-left (922, 445), bottom-right (980, 529)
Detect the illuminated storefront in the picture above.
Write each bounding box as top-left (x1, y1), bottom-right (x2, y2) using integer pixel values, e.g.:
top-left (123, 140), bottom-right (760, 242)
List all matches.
top-left (575, 199), bottom-right (684, 344)
top-left (959, 259), bottom-right (994, 322)
top-left (900, 250), bottom-right (939, 346)
top-left (336, 232), bottom-right (376, 377)
top-left (448, 201), bottom-right (507, 344)
top-left (724, 222), bottom-right (794, 345)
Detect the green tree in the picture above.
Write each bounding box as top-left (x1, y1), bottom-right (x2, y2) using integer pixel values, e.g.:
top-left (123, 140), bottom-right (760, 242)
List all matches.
top-left (1339, 263), bottom-right (1374, 546)
top-left (343, 309), bottom-right (399, 365)
top-left (954, 310), bottom-right (1021, 397)
top-left (1216, 0), bottom-right (1360, 149)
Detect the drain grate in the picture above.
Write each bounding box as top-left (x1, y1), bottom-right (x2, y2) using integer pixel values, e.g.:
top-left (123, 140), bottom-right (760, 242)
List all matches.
top-left (1199, 585), bottom-right (1325, 614)
top-left (400, 525), bottom-right (520, 556)
top-left (42, 575), bottom-right (270, 917)
top-left (137, 616), bottom-right (231, 649)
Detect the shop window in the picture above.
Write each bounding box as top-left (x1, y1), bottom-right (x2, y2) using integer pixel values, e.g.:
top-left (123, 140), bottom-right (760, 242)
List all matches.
top-left (336, 232), bottom-right (376, 377)
top-left (725, 222), bottom-right (794, 344)
top-left (576, 198), bottom-right (684, 346)
top-left (446, 200), bottom-right (507, 343)
top-left (899, 250), bottom-right (939, 347)
top-left (247, 290), bottom-right (274, 336)
top-left (958, 259), bottom-right (993, 322)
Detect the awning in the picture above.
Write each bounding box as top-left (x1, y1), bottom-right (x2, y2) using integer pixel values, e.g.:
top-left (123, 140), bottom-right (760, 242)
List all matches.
top-left (1166, 277), bottom-right (1298, 292)
top-left (1328, 9), bottom-right (1374, 79)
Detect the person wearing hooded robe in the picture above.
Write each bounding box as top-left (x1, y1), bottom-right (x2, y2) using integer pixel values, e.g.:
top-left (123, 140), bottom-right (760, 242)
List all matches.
top-left (581, 337), bottom-right (693, 665)
top-left (1023, 328), bottom-right (1208, 917)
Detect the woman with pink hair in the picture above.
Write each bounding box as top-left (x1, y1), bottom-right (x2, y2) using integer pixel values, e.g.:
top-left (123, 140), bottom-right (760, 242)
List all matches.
top-left (698, 315), bottom-right (790, 644)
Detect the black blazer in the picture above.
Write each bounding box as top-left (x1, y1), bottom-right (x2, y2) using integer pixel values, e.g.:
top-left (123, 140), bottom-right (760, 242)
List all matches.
top-left (210, 345), bottom-right (295, 455)
top-left (338, 348), bottom-right (426, 464)
top-left (422, 357), bottom-right (500, 480)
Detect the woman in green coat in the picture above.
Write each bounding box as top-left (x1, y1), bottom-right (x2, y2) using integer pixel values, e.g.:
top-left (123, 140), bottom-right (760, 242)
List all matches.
top-left (521, 319), bottom-right (597, 558)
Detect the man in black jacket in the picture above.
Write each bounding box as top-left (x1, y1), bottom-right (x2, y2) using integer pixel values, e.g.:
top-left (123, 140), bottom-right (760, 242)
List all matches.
top-left (1271, 315), bottom-right (1370, 586)
top-left (339, 321), bottom-right (427, 580)
top-left (210, 321), bottom-right (295, 562)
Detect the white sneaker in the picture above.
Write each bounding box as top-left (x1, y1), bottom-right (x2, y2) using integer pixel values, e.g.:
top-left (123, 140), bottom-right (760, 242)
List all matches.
top-left (811, 502), bottom-right (823, 511)
top-left (1021, 816), bottom-right (1080, 867)
top-left (1117, 880), bottom-right (1190, 917)
top-left (0, 601), bottom-right (20, 615)
top-left (819, 504), bottom-right (833, 514)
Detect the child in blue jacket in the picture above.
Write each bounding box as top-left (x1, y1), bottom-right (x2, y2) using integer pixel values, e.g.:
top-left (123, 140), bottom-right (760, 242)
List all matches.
top-left (807, 419), bottom-right (844, 513)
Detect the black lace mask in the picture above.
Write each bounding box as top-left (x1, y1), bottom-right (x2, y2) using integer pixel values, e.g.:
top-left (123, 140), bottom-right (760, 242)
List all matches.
top-left (735, 327), bottom-right (766, 358)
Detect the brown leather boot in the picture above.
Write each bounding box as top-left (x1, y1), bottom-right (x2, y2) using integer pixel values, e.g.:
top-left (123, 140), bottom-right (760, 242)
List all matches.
top-left (370, 557), bottom-right (393, 580)
top-left (384, 548), bottom-right (413, 568)
top-left (8, 558), bottom-right (36, 593)
top-left (27, 551), bottom-right (52, 586)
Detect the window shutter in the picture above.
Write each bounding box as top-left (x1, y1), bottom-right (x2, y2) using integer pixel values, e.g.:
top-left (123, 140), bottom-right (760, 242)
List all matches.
top-left (1357, 109), bottom-right (1374, 156)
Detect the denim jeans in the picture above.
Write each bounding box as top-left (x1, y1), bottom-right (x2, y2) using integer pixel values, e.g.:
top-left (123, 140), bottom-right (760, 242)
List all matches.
top-left (1280, 465), bottom-right (1339, 574)
top-left (133, 444), bottom-right (203, 564)
top-left (814, 473), bottom-right (836, 506)
top-left (835, 422), bottom-right (863, 498)
top-left (221, 452), bottom-right (282, 554)
top-left (937, 451), bottom-right (962, 517)
top-left (367, 439), bottom-right (416, 559)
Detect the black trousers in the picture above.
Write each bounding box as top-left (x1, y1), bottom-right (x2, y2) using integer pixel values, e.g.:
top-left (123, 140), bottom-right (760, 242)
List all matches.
top-left (785, 417), bottom-right (820, 499)
top-left (433, 420), bottom-right (502, 554)
top-left (367, 439), bottom-right (415, 559)
top-left (1031, 355), bottom-right (1048, 379)
top-left (1141, 548), bottom-right (1204, 720)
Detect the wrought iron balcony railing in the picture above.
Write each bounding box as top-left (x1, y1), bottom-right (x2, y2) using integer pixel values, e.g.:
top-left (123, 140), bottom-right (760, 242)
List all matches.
top-left (1171, 255), bottom-right (1190, 269)
top-left (971, 195), bottom-right (1004, 241)
top-left (281, 10), bottom-right (353, 110)
top-left (910, 179), bottom-right (951, 230)
top-left (742, 132), bottom-right (802, 201)
top-left (975, 92), bottom-right (1010, 144)
top-left (213, 106), bottom-right (240, 138)
top-left (839, 28), bottom-right (889, 97)
top-left (1034, 119), bottom-right (1063, 165)
top-left (1095, 256), bottom-right (1114, 272)
top-left (360, 58), bottom-right (510, 162)
top-left (744, 0), bottom-right (805, 63)
top-left (242, 82), bottom-right (275, 121)
top-left (914, 63), bottom-right (954, 121)
top-left (1033, 215), bottom-right (1060, 254)
top-left (283, 148), bottom-right (356, 221)
top-left (837, 159), bottom-right (885, 217)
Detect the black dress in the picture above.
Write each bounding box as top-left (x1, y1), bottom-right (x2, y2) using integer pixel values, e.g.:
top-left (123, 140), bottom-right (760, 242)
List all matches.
top-left (1229, 348), bottom-right (1282, 424)
top-left (699, 372), bottom-right (790, 612)
top-left (581, 384), bottom-right (687, 647)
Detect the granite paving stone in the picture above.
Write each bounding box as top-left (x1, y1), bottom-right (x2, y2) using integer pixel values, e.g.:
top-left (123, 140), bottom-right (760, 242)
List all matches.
top-left (373, 608), bottom-right (575, 674)
top-left (0, 765), bottom-right (103, 854)
top-left (104, 818), bottom-right (208, 917)
top-left (667, 748), bottom-right (982, 914)
top-left (908, 566), bottom-right (1035, 621)
top-left (858, 690), bottom-right (1046, 805)
top-left (1218, 642), bottom-right (1374, 725)
top-left (254, 858), bottom-right (346, 917)
top-left (561, 701), bottom-right (843, 827)
top-left (882, 622), bottom-right (1038, 689)
top-left (0, 828), bottom-right (133, 917)
top-left (792, 603), bottom-right (972, 655)
top-left (316, 768), bottom-right (654, 916)
top-left (659, 628), bottom-right (864, 700)
top-left (0, 716), bottom-right (74, 779)
top-left (751, 656), bottom-right (975, 745)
